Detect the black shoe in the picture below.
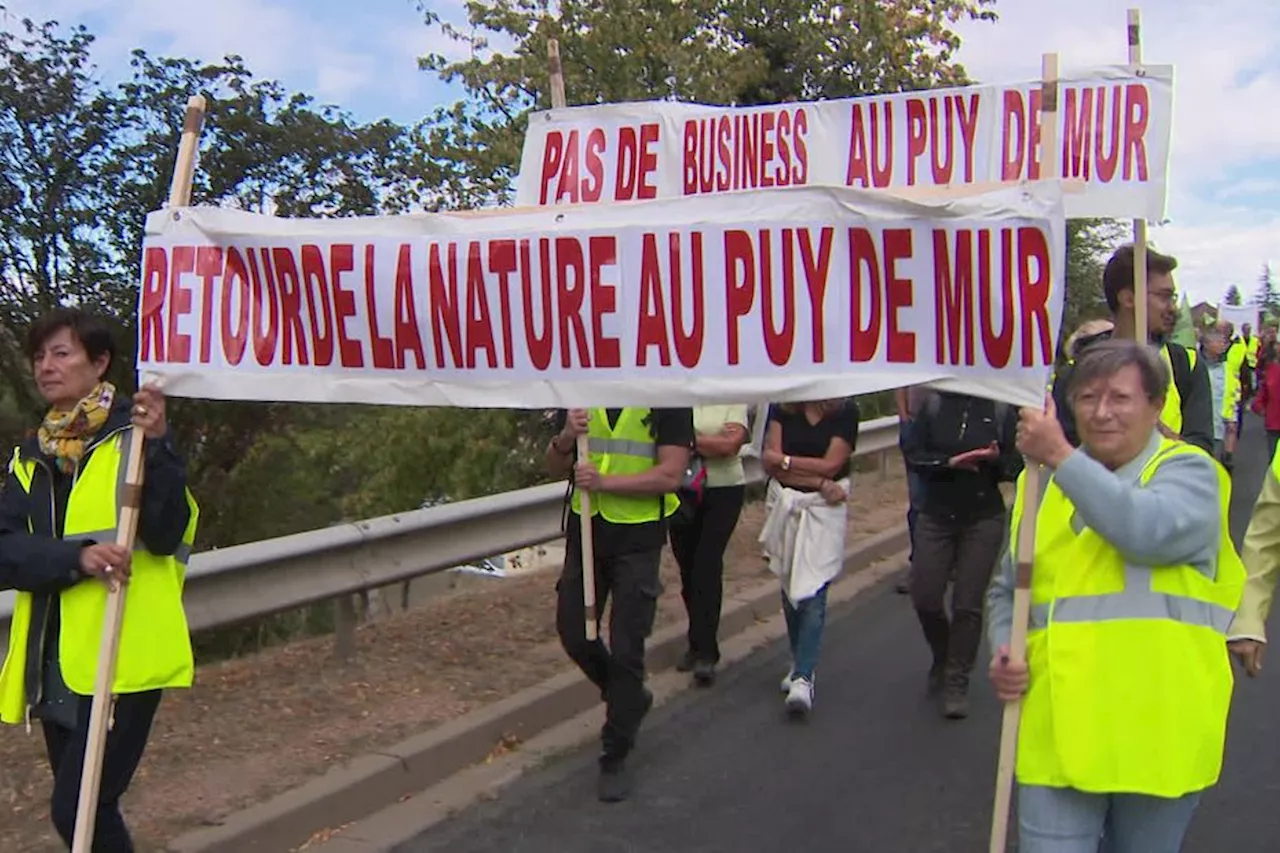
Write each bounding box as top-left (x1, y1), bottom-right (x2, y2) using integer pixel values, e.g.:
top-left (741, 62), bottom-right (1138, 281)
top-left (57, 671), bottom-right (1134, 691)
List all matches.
top-left (598, 758), bottom-right (632, 803)
top-left (942, 688), bottom-right (970, 720)
top-left (676, 650), bottom-right (696, 673)
top-left (693, 660), bottom-right (717, 687)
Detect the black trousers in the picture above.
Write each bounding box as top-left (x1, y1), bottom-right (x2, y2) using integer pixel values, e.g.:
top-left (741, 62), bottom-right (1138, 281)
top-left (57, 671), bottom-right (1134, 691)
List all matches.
top-left (42, 690), bottom-right (162, 852)
top-left (556, 535), bottom-right (661, 762)
top-left (669, 485), bottom-right (746, 664)
top-left (910, 511), bottom-right (1005, 689)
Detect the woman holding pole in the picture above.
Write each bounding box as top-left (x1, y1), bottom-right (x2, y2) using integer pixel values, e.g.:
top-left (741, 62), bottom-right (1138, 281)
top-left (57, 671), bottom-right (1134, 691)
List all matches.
top-left (986, 339), bottom-right (1242, 852)
top-left (0, 307), bottom-right (197, 851)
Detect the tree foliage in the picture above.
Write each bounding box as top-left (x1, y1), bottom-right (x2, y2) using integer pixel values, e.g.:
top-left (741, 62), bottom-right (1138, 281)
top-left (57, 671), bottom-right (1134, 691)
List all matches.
top-left (1225, 285), bottom-right (1243, 306)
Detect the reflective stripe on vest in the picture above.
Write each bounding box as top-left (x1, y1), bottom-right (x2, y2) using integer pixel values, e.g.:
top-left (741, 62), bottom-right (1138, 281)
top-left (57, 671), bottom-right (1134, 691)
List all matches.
top-left (586, 437), bottom-right (658, 460)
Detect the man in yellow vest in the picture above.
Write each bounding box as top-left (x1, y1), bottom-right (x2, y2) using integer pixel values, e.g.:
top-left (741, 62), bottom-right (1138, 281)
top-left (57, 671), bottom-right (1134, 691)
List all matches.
top-left (987, 339), bottom-right (1243, 851)
top-left (1051, 244), bottom-right (1214, 455)
top-left (546, 406), bottom-right (692, 802)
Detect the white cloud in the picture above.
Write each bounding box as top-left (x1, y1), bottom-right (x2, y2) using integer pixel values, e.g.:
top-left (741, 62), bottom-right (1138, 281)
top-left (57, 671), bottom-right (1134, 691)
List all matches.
top-left (955, 0), bottom-right (1280, 306)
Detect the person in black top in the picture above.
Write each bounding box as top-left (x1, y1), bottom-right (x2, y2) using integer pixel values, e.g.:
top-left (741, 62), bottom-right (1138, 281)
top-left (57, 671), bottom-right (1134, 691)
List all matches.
top-left (546, 407), bottom-right (693, 802)
top-left (761, 399), bottom-right (859, 717)
top-left (902, 391), bottom-right (1021, 719)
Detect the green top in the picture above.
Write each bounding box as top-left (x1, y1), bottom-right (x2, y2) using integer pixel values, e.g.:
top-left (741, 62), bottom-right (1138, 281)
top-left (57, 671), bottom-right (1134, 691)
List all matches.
top-left (695, 405), bottom-right (749, 488)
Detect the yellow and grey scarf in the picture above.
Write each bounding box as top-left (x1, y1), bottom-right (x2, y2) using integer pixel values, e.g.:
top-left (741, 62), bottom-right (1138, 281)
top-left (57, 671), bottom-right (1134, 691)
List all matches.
top-left (37, 381), bottom-right (115, 474)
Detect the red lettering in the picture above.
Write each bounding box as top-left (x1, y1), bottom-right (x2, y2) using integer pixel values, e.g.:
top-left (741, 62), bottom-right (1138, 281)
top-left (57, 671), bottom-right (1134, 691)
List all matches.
top-left (329, 244), bottom-right (362, 368)
top-left (584, 128), bottom-right (606, 202)
top-left (363, 245), bottom-right (395, 369)
top-left (539, 131), bottom-right (563, 205)
top-left (1001, 91), bottom-right (1026, 181)
top-left (247, 248), bottom-right (279, 367)
top-left (774, 111), bottom-right (793, 188)
top-left (724, 230), bottom-right (755, 365)
top-left (671, 232), bottom-right (704, 369)
top-left (140, 248), bottom-right (167, 361)
top-left (933, 229), bottom-right (975, 366)
top-left (980, 230), bottom-right (1015, 369)
top-left (166, 245), bottom-right (195, 364)
top-left (793, 109), bottom-right (809, 185)
top-left (271, 248), bottom-right (308, 365)
top-left (636, 234), bottom-right (671, 367)
top-left (638, 123), bottom-right (660, 200)
top-left (1123, 83), bottom-right (1149, 181)
top-left (759, 111), bottom-right (776, 189)
top-left (489, 240), bottom-right (518, 369)
top-left (220, 247), bottom-right (250, 366)
top-left (957, 94), bottom-right (980, 183)
top-left (616, 126), bottom-right (639, 201)
top-left (799, 228), bottom-right (834, 363)
top-left (906, 98), bottom-right (928, 186)
top-left (194, 247), bottom-right (222, 363)
top-left (1063, 87), bottom-right (1095, 180)
top-left (929, 96), bottom-right (955, 185)
top-left (762, 230), bottom-right (795, 367)
top-left (883, 229), bottom-right (915, 363)
top-left (555, 237), bottom-right (591, 368)
top-left (393, 244), bottom-right (425, 370)
top-left (1018, 227), bottom-right (1052, 367)
top-left (555, 129), bottom-right (581, 204)
top-left (466, 242), bottom-right (497, 369)
top-left (588, 236), bottom-right (621, 369)
top-left (526, 240), bottom-right (553, 370)
top-left (846, 103), bottom-right (892, 188)
top-left (1095, 85), bottom-right (1122, 182)
top-left (717, 116), bottom-right (732, 191)
top-left (848, 228), bottom-right (881, 363)
top-left (299, 245), bottom-right (335, 367)
top-left (429, 243), bottom-right (464, 369)
top-left (1026, 88), bottom-right (1044, 180)
top-left (683, 120), bottom-right (699, 195)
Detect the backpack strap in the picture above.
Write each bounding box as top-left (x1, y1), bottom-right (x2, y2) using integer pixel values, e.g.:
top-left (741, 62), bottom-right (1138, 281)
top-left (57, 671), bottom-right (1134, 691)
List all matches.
top-left (1167, 342), bottom-right (1193, 404)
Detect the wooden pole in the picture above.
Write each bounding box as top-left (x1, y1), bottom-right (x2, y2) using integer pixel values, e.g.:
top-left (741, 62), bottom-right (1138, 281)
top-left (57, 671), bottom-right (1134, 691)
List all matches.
top-left (1128, 9), bottom-right (1150, 346)
top-left (546, 39), bottom-right (598, 643)
top-left (71, 94), bottom-right (207, 853)
top-left (988, 52), bottom-right (1058, 853)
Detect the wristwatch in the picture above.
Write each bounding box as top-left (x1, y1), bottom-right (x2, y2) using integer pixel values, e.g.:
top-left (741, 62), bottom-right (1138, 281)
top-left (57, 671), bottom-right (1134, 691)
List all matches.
top-left (782, 455), bottom-right (792, 471)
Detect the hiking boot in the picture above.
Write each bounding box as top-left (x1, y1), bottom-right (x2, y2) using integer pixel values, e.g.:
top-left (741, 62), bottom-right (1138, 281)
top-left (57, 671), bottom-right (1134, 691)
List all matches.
top-left (942, 687), bottom-right (970, 720)
top-left (598, 757), bottom-right (633, 803)
top-left (693, 660), bottom-right (717, 687)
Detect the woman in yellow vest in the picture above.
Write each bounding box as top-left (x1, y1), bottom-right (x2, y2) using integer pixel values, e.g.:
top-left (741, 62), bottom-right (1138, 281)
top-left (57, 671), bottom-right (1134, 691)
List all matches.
top-left (987, 339), bottom-right (1243, 852)
top-left (0, 308), bottom-right (197, 852)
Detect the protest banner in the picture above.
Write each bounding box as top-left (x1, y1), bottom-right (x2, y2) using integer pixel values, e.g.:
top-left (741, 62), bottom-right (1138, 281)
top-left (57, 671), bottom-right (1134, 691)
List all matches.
top-left (514, 65), bottom-right (1172, 221)
top-left (136, 183), bottom-right (1066, 411)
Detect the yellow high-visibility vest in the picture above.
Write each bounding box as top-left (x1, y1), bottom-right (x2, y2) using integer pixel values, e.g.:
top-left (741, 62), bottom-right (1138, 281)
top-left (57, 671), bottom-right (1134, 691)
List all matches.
top-left (1009, 438), bottom-right (1243, 796)
top-left (1158, 344), bottom-right (1197, 435)
top-left (569, 408), bottom-right (680, 524)
top-left (0, 429), bottom-right (199, 724)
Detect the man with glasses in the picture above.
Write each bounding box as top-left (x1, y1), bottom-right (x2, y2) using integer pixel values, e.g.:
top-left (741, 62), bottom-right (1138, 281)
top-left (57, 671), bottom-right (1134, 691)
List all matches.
top-left (1051, 244), bottom-right (1214, 455)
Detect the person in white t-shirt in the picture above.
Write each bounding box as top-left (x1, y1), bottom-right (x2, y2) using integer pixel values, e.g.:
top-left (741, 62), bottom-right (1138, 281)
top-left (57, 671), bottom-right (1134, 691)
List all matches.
top-left (669, 405), bottom-right (750, 686)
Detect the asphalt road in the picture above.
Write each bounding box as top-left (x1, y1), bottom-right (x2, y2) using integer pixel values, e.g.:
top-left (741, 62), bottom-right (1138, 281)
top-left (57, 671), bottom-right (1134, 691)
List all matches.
top-left (399, 414), bottom-right (1280, 853)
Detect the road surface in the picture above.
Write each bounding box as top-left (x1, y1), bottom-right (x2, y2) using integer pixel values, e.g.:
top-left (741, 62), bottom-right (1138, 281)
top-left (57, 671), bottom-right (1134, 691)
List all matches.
top-left (399, 414), bottom-right (1278, 853)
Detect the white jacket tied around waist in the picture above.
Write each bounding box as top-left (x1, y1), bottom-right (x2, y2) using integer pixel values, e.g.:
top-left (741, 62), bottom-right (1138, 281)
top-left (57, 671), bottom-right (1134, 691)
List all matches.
top-left (760, 478), bottom-right (850, 604)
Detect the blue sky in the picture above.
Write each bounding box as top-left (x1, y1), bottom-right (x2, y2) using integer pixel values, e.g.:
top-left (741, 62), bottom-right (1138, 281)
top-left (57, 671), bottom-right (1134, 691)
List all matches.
top-left (3, 0), bottom-right (1276, 308)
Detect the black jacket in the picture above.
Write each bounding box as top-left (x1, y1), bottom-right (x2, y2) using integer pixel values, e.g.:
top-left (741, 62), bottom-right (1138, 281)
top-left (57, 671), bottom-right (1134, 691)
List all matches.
top-left (903, 392), bottom-right (1022, 522)
top-left (0, 401), bottom-right (191, 727)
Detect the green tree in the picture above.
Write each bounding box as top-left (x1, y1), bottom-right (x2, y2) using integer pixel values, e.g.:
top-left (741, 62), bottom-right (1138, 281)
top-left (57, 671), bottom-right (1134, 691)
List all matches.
top-left (1170, 293), bottom-right (1196, 348)
top-left (410, 0), bottom-right (996, 209)
top-left (1059, 219), bottom-right (1126, 345)
top-left (1254, 263), bottom-right (1278, 314)
top-left (1224, 285), bottom-right (1243, 306)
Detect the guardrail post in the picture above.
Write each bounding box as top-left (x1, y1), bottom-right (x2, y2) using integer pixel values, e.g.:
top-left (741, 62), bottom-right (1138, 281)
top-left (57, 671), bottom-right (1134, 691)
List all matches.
top-left (334, 595), bottom-right (358, 662)
top-left (878, 448), bottom-right (889, 482)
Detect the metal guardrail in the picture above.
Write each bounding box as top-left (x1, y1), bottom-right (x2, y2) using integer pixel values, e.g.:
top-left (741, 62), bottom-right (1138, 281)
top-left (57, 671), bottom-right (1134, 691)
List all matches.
top-left (0, 415), bottom-right (900, 649)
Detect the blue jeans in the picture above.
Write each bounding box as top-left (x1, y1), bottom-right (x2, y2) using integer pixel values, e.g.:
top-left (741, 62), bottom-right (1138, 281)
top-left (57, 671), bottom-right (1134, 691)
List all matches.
top-left (782, 583), bottom-right (829, 679)
top-left (1017, 785), bottom-right (1202, 853)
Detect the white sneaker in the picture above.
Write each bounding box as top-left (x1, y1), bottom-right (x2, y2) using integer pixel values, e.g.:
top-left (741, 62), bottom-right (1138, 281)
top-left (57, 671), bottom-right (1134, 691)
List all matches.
top-left (780, 669), bottom-right (796, 694)
top-left (786, 676), bottom-right (814, 715)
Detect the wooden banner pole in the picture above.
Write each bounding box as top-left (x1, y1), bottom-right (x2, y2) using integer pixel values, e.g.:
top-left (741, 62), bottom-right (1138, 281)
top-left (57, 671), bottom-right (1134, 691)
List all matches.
top-left (1128, 9), bottom-right (1150, 346)
top-left (71, 94), bottom-right (207, 853)
top-left (988, 51), bottom-right (1059, 853)
top-left (546, 38), bottom-right (598, 643)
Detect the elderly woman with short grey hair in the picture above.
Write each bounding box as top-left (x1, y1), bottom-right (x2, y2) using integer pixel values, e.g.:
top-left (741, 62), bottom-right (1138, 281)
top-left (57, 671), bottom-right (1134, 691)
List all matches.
top-left (986, 338), bottom-right (1243, 853)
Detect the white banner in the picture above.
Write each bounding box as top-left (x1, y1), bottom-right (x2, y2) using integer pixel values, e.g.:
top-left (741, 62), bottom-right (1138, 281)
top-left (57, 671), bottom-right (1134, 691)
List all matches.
top-left (514, 66), bottom-right (1173, 221)
top-left (1217, 304), bottom-right (1258, 333)
top-left (137, 185), bottom-right (1066, 409)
